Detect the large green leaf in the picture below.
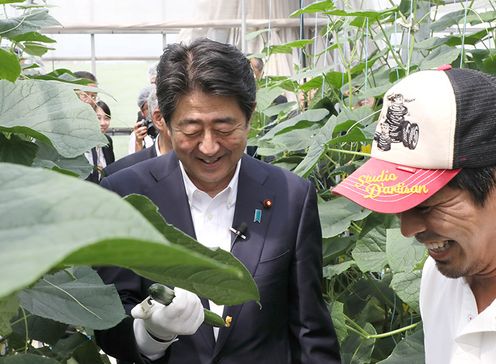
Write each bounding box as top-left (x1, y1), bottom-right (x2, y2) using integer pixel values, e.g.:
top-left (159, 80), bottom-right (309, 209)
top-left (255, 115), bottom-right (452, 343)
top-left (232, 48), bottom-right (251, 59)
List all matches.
top-left (333, 107), bottom-right (377, 131)
top-left (0, 163), bottom-right (256, 306)
top-left (292, 135), bottom-right (327, 177)
top-left (0, 9), bottom-right (60, 38)
top-left (419, 45), bottom-right (460, 70)
top-left (323, 260), bottom-right (356, 279)
top-left (52, 332), bottom-right (104, 363)
top-left (260, 108), bottom-right (329, 140)
top-left (0, 295), bottom-right (18, 336)
top-left (445, 29), bottom-right (493, 47)
top-left (11, 315), bottom-right (68, 346)
top-left (255, 86), bottom-right (286, 112)
top-left (386, 228), bottom-right (426, 274)
top-left (265, 125), bottom-right (319, 154)
top-left (0, 133), bottom-right (38, 166)
top-left (33, 141), bottom-right (92, 178)
top-left (289, 114), bottom-right (337, 177)
top-left (21, 41), bottom-right (54, 57)
top-left (323, 237), bottom-right (355, 264)
top-left (352, 224), bottom-right (388, 272)
top-left (430, 9), bottom-right (467, 32)
top-left (10, 31), bottom-right (56, 43)
top-left (319, 197), bottom-right (371, 238)
top-left (123, 194), bottom-right (260, 304)
top-left (325, 7), bottom-right (398, 19)
top-left (18, 267), bottom-right (125, 330)
top-left (265, 39), bottom-right (314, 55)
top-left (467, 10), bottom-right (496, 25)
top-left (291, 0), bottom-right (335, 17)
top-left (262, 101), bottom-right (295, 118)
top-left (0, 48), bottom-right (21, 82)
top-left (341, 322), bottom-right (377, 364)
top-left (390, 270), bottom-right (421, 311)
top-left (329, 301), bottom-right (347, 343)
top-left (0, 79), bottom-right (107, 158)
top-left (377, 328), bottom-right (424, 364)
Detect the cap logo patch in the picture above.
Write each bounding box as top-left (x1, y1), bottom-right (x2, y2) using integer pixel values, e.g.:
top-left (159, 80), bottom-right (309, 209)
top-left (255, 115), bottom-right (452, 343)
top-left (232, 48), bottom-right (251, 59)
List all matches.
top-left (354, 170), bottom-right (429, 199)
top-left (375, 93), bottom-right (420, 151)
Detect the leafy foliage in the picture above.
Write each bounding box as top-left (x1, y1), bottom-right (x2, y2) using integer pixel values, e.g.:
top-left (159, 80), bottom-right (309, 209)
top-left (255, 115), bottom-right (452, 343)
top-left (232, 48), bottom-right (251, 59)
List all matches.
top-left (250, 1), bottom-right (496, 362)
top-left (0, 2), bottom-right (258, 362)
top-left (1, 0), bottom-right (495, 363)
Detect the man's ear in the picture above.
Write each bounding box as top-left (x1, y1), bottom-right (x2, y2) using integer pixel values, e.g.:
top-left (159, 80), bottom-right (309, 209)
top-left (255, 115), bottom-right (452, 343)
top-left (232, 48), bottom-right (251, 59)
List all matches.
top-left (151, 109), bottom-right (164, 130)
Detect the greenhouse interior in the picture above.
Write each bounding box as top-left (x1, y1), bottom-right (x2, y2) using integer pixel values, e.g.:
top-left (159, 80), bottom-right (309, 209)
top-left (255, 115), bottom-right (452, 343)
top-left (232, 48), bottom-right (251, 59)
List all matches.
top-left (2, 0), bottom-right (496, 363)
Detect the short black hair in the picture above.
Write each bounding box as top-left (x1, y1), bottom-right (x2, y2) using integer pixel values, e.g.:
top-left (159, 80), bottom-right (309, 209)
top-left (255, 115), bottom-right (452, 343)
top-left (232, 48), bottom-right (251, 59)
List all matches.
top-left (74, 71), bottom-right (97, 83)
top-left (155, 38), bottom-right (256, 125)
top-left (96, 100), bottom-right (111, 117)
top-left (448, 167), bottom-right (496, 206)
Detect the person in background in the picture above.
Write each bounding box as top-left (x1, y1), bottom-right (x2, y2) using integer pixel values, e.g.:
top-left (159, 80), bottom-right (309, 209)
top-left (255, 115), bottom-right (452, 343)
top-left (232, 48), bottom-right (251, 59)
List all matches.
top-left (73, 71), bottom-right (114, 183)
top-left (96, 38), bottom-right (341, 364)
top-left (85, 100), bottom-right (115, 183)
top-left (333, 66), bottom-right (496, 363)
top-left (74, 70), bottom-right (98, 110)
top-left (249, 56), bottom-right (264, 81)
top-left (128, 85), bottom-right (155, 154)
top-left (103, 84), bottom-right (172, 177)
top-left (148, 63), bottom-right (158, 84)
top-left (96, 100), bottom-right (111, 134)
top-left (247, 56), bottom-right (287, 159)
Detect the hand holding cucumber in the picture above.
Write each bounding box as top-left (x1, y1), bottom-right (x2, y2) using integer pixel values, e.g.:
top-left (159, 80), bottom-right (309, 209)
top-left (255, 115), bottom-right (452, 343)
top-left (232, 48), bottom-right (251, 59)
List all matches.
top-left (131, 284), bottom-right (230, 342)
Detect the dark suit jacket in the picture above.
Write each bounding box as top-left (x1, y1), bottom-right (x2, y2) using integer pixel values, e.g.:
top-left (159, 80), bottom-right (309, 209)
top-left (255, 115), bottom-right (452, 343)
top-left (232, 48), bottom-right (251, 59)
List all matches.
top-left (104, 145), bottom-right (157, 177)
top-left (96, 152), bottom-right (341, 364)
top-left (86, 134), bottom-right (115, 183)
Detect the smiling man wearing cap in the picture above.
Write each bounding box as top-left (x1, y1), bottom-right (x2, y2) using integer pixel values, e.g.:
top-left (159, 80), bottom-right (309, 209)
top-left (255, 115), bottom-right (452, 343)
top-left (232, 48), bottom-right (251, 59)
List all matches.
top-left (333, 66), bottom-right (496, 363)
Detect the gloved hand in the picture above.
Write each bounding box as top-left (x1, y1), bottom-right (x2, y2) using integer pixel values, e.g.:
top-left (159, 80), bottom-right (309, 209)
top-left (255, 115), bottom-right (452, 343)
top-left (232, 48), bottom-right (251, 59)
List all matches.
top-left (131, 287), bottom-right (204, 341)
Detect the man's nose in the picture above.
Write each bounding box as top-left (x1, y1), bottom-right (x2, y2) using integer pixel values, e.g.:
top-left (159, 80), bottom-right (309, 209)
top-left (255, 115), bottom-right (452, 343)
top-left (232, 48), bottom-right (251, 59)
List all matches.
top-left (198, 130), bottom-right (220, 155)
top-left (399, 210), bottom-right (427, 238)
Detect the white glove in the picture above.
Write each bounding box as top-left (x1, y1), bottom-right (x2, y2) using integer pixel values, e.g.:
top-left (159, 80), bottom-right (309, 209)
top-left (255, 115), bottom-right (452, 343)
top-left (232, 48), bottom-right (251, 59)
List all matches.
top-left (131, 287), bottom-right (204, 341)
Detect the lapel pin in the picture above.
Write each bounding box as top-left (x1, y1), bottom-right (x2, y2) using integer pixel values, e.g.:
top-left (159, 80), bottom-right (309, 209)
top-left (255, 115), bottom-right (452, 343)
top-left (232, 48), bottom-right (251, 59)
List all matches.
top-left (253, 209), bottom-right (262, 223)
top-left (262, 199), bottom-right (273, 209)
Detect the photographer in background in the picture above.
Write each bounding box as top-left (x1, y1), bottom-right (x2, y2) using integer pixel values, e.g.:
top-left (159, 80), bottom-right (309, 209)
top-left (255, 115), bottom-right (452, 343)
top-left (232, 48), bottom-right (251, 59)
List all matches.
top-left (103, 84), bottom-right (172, 177)
top-left (128, 85), bottom-right (156, 154)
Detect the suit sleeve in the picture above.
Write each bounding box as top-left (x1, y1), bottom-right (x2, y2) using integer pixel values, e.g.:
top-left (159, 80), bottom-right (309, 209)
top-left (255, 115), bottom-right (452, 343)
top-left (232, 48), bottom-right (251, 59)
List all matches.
top-left (288, 182), bottom-right (341, 363)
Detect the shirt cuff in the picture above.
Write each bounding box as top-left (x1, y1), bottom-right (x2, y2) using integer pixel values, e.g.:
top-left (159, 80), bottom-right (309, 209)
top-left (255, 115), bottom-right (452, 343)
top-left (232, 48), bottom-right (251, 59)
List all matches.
top-left (133, 318), bottom-right (177, 361)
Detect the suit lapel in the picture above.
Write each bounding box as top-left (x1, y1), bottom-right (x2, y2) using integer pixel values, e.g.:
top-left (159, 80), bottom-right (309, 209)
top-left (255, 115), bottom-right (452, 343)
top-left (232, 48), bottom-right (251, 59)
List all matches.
top-left (213, 156), bottom-right (274, 356)
top-left (146, 153), bottom-right (195, 237)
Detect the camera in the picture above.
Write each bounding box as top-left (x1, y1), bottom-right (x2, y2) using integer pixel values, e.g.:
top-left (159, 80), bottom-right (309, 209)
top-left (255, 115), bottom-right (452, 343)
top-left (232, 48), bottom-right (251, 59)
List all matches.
top-left (137, 117), bottom-right (158, 138)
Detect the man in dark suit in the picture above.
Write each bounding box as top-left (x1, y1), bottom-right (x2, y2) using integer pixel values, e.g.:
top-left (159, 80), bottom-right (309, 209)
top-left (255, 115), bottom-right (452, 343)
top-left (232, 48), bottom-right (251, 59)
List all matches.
top-left (103, 85), bottom-right (172, 177)
top-left (97, 38), bottom-right (341, 364)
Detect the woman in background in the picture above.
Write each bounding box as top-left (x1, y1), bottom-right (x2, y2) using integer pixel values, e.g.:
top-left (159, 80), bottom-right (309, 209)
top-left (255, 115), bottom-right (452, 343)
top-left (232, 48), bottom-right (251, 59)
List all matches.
top-left (86, 100), bottom-right (115, 183)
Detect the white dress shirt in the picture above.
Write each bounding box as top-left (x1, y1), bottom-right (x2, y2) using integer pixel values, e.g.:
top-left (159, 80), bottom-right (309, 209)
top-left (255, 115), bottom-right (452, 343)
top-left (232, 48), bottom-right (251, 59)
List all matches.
top-left (420, 257), bottom-right (496, 363)
top-left (84, 146), bottom-right (107, 169)
top-left (180, 160), bottom-right (240, 339)
top-left (134, 159), bottom-right (241, 359)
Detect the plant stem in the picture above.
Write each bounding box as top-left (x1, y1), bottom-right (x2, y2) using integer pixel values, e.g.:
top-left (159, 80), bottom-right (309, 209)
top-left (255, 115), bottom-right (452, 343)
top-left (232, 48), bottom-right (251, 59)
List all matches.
top-left (10, 313), bottom-right (33, 326)
top-left (345, 314), bottom-right (419, 340)
top-left (327, 148), bottom-right (370, 158)
top-left (367, 322), bottom-right (418, 339)
top-left (20, 306), bottom-right (29, 353)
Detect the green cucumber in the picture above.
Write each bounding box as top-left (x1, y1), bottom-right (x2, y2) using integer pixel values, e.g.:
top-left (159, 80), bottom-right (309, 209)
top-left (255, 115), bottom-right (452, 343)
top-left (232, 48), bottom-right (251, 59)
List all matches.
top-left (148, 283), bottom-right (228, 328)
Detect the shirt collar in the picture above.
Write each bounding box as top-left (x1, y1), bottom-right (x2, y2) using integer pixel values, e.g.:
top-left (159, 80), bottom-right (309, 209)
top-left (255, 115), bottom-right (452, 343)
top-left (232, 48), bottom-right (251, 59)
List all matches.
top-left (179, 159), bottom-right (241, 208)
top-left (154, 139), bottom-right (162, 157)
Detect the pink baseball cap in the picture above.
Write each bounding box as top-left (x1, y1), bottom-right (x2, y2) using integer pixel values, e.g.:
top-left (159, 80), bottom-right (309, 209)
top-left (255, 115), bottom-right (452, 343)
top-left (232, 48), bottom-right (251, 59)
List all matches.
top-left (333, 66), bottom-right (496, 213)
